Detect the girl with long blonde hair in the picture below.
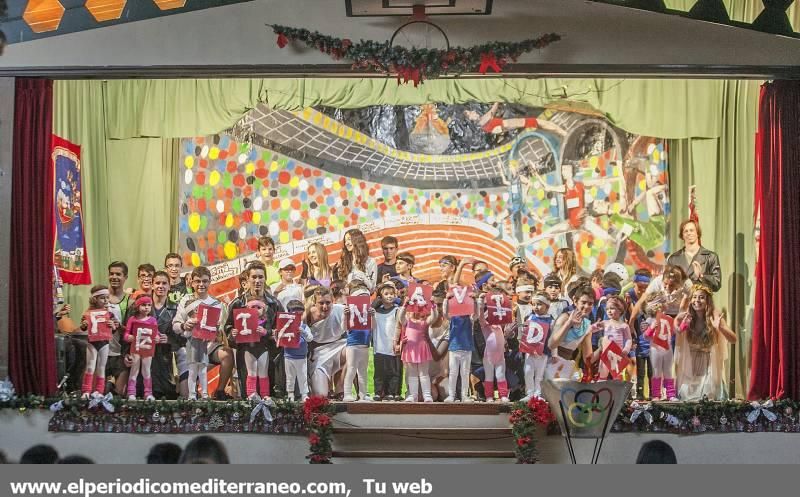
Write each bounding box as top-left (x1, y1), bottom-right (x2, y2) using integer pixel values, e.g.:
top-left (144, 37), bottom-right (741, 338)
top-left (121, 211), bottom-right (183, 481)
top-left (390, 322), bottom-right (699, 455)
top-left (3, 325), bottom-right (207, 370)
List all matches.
top-left (551, 248), bottom-right (578, 294)
top-left (302, 242), bottom-right (333, 287)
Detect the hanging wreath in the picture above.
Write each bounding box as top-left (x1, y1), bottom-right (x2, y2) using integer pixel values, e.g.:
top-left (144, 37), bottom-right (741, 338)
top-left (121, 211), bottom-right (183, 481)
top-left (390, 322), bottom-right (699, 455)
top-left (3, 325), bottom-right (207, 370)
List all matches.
top-left (269, 24), bottom-right (561, 87)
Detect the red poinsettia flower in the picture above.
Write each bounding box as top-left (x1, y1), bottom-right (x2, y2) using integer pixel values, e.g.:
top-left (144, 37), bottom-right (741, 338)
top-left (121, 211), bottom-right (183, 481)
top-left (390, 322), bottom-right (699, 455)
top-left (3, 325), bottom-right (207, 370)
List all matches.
top-left (516, 436), bottom-right (531, 447)
top-left (309, 433), bottom-right (320, 446)
top-left (316, 414), bottom-right (331, 427)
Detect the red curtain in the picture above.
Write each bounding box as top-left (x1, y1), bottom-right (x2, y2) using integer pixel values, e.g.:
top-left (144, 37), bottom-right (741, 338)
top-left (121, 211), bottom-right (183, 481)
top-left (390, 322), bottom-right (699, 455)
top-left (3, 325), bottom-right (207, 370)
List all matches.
top-left (9, 79), bottom-right (56, 395)
top-left (749, 80), bottom-right (800, 400)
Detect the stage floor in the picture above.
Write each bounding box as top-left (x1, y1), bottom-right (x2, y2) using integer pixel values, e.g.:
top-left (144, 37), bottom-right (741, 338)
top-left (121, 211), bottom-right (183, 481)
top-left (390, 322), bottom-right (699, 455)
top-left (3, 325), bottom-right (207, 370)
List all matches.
top-left (2, 403), bottom-right (798, 464)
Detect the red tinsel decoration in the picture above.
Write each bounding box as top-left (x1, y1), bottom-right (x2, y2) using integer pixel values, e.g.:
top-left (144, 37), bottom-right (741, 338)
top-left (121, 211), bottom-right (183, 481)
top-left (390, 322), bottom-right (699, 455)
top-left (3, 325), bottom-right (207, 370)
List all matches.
top-left (276, 33), bottom-right (289, 49)
top-left (478, 52), bottom-right (502, 74)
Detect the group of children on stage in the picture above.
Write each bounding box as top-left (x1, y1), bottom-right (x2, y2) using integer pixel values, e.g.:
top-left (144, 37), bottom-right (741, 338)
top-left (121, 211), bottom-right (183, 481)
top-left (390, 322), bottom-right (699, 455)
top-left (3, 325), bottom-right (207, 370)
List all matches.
top-left (70, 232), bottom-right (697, 403)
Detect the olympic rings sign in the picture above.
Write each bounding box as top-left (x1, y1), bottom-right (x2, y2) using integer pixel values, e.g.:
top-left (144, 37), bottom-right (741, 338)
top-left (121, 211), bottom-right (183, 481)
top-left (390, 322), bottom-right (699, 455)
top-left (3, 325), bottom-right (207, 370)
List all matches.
top-left (560, 387), bottom-right (614, 428)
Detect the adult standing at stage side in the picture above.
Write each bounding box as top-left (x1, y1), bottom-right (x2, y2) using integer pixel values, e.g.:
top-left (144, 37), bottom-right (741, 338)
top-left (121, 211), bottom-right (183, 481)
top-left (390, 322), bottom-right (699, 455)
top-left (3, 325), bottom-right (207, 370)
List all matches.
top-left (306, 287), bottom-right (347, 397)
top-left (335, 229), bottom-right (378, 292)
top-left (667, 220), bottom-right (721, 292)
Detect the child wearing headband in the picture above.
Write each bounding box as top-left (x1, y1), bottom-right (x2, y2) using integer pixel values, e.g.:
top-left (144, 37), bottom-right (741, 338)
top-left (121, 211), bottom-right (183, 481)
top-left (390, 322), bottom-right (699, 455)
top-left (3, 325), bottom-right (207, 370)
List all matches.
top-left (232, 298), bottom-right (272, 401)
top-left (626, 268), bottom-right (653, 399)
top-left (521, 292), bottom-right (553, 400)
top-left (124, 295), bottom-right (165, 400)
top-left (79, 285), bottom-right (119, 399)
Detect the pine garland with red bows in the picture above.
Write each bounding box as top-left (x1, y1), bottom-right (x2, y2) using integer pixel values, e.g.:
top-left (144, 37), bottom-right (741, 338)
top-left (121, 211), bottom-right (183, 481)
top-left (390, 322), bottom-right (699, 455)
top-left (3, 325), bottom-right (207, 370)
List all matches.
top-left (269, 24), bottom-right (561, 86)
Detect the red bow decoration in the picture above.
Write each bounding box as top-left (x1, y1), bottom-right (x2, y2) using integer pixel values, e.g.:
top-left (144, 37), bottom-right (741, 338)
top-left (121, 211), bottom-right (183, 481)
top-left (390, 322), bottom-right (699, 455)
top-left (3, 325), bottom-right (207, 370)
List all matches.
top-left (277, 33), bottom-right (289, 49)
top-left (478, 52), bottom-right (502, 74)
top-left (395, 65), bottom-right (424, 87)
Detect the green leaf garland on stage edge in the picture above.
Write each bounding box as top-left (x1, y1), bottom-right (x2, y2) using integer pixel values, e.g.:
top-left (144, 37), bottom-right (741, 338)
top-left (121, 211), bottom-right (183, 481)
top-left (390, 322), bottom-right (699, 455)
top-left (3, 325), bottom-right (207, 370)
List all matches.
top-left (269, 24), bottom-right (561, 86)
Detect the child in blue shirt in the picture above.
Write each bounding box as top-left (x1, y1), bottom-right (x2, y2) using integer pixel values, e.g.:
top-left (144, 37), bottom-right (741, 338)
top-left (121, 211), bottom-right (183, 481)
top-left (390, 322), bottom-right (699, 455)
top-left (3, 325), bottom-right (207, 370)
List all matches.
top-left (343, 287), bottom-right (376, 401)
top-left (281, 300), bottom-right (314, 402)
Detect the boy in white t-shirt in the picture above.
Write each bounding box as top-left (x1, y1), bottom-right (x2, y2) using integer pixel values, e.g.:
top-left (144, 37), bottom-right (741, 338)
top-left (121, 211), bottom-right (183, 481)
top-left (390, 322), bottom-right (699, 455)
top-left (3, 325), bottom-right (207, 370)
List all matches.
top-left (372, 282), bottom-right (402, 401)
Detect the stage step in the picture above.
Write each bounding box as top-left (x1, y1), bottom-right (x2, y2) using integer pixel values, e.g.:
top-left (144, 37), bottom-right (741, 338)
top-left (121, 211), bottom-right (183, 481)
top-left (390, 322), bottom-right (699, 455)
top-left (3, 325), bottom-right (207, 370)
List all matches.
top-left (332, 407), bottom-right (516, 463)
top-left (334, 427), bottom-right (511, 437)
top-left (332, 450), bottom-right (516, 459)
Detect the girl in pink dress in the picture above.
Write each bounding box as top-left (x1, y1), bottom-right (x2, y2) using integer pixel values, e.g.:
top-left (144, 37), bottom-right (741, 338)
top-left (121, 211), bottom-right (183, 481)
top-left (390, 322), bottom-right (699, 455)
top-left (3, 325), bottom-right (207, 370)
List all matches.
top-left (590, 296), bottom-right (632, 380)
top-left (397, 304), bottom-right (439, 402)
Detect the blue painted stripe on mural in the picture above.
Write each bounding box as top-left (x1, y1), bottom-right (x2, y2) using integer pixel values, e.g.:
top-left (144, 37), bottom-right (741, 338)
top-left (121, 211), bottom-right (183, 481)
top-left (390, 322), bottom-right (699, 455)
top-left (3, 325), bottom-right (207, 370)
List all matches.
top-left (1, 0), bottom-right (254, 44)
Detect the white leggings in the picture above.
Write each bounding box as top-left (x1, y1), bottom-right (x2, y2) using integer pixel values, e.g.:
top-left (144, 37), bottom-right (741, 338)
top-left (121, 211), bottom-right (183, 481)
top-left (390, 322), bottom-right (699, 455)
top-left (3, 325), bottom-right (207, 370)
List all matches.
top-left (524, 353), bottom-right (547, 397)
top-left (244, 350), bottom-right (269, 378)
top-left (285, 357), bottom-right (309, 399)
top-left (406, 361), bottom-right (432, 401)
top-left (650, 347), bottom-right (674, 379)
top-left (447, 350), bottom-right (472, 400)
top-left (344, 346), bottom-right (369, 399)
top-left (129, 355), bottom-right (152, 381)
top-left (483, 358), bottom-right (506, 388)
top-left (188, 363), bottom-right (208, 398)
top-left (85, 343), bottom-right (109, 377)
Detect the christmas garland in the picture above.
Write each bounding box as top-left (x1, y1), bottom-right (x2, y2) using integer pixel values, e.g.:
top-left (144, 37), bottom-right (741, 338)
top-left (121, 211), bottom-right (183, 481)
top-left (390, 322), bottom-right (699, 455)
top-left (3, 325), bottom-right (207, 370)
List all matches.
top-left (505, 397), bottom-right (800, 459)
top-left (303, 396), bottom-right (336, 464)
top-left (509, 397), bottom-right (556, 464)
top-left (0, 393), bottom-right (336, 464)
top-left (269, 24), bottom-right (561, 86)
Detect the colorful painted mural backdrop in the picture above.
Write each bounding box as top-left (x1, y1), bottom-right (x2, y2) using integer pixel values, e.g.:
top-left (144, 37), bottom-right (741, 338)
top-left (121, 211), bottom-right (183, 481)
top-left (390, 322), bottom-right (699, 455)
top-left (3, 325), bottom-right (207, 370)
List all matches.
top-left (178, 103), bottom-right (669, 299)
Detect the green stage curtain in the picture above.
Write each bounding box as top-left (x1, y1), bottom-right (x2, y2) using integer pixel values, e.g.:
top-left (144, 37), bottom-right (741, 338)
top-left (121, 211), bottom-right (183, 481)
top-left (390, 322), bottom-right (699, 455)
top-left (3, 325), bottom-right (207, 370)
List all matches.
top-left (54, 75), bottom-right (759, 396)
top-left (53, 81), bottom-right (179, 310)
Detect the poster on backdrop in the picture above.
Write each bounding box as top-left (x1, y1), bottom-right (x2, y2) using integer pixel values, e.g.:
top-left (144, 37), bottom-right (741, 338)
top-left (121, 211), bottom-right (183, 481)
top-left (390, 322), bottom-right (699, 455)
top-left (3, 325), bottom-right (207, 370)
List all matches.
top-left (52, 135), bottom-right (91, 285)
top-left (176, 102), bottom-right (670, 302)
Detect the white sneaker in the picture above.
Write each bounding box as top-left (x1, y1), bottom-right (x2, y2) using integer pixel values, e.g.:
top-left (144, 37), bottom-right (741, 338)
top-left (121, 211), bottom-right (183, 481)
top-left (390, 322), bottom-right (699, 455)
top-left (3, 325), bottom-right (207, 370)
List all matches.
top-left (500, 397), bottom-right (509, 403)
top-left (127, 394), bottom-right (137, 401)
top-left (462, 396), bottom-right (474, 403)
top-left (404, 396), bottom-right (416, 402)
top-left (288, 395), bottom-right (295, 402)
top-left (201, 393), bottom-right (210, 400)
top-left (359, 394), bottom-right (373, 402)
top-left (443, 396), bottom-right (455, 403)
top-left (343, 395), bottom-right (357, 402)
top-left (146, 395), bottom-right (156, 401)
top-left (485, 397), bottom-right (494, 403)
top-left (669, 397), bottom-right (679, 402)
top-left (188, 394), bottom-right (197, 401)
top-left (81, 392), bottom-right (91, 400)
top-left (423, 396), bottom-right (434, 403)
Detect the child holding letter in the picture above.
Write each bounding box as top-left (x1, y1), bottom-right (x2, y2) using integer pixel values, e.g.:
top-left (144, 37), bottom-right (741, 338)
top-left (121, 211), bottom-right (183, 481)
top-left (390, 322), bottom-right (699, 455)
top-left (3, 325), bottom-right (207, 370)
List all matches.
top-left (124, 296), bottom-right (165, 400)
top-left (173, 267), bottom-right (222, 400)
top-left (590, 295), bottom-right (632, 380)
top-left (397, 299), bottom-right (439, 402)
top-left (343, 288), bottom-right (376, 401)
top-left (280, 300), bottom-right (314, 402)
top-left (80, 285), bottom-right (118, 399)
top-left (232, 299), bottom-right (272, 400)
